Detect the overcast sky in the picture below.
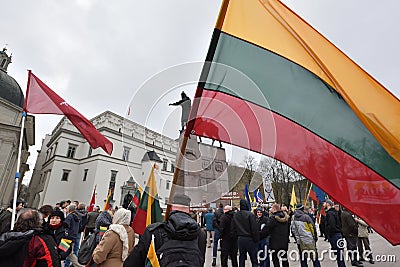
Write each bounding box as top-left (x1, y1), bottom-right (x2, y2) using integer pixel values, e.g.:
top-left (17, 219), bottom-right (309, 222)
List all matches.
top-left (2, 0), bottom-right (399, 184)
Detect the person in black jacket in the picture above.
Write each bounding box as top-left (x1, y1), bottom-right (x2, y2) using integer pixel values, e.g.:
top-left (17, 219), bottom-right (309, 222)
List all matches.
top-left (341, 207), bottom-right (363, 267)
top-left (255, 207), bottom-right (270, 267)
top-left (232, 199), bottom-right (259, 267)
top-left (212, 203), bottom-right (224, 266)
top-left (325, 200), bottom-right (346, 267)
top-left (123, 194), bottom-right (206, 267)
top-left (64, 204), bottom-right (82, 267)
top-left (219, 205), bottom-right (238, 267)
top-left (266, 203), bottom-right (290, 267)
top-left (45, 210), bottom-right (72, 260)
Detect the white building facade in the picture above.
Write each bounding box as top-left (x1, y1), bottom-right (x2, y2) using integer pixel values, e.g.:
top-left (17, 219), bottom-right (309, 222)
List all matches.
top-left (27, 111), bottom-right (178, 209)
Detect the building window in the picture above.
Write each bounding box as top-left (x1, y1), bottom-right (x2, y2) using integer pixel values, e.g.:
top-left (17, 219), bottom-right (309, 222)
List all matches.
top-left (109, 170), bottom-right (118, 198)
top-left (122, 147), bottom-right (130, 161)
top-left (171, 164), bottom-right (175, 173)
top-left (166, 180), bottom-right (170, 190)
top-left (0, 59), bottom-right (6, 68)
top-left (61, 170), bottom-right (71, 181)
top-left (83, 169), bottom-right (88, 181)
top-left (88, 147), bottom-right (92, 157)
top-left (67, 144), bottom-right (77, 158)
top-left (162, 159), bottom-right (168, 171)
top-left (53, 142), bottom-right (58, 156)
top-left (164, 197), bottom-right (169, 206)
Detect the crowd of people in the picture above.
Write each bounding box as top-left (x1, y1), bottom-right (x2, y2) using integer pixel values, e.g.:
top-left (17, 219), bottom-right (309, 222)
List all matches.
top-left (0, 196), bottom-right (375, 267)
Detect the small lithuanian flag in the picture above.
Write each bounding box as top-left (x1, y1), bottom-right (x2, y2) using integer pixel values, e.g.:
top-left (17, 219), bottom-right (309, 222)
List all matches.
top-left (99, 226), bottom-right (107, 236)
top-left (58, 238), bottom-right (72, 252)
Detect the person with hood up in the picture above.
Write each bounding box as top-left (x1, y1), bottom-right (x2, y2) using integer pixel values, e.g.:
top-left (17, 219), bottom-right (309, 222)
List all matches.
top-left (291, 204), bottom-right (321, 267)
top-left (266, 203), bottom-right (290, 267)
top-left (123, 194), bottom-right (206, 267)
top-left (219, 205), bottom-right (238, 267)
top-left (92, 208), bottom-right (135, 267)
top-left (231, 199), bottom-right (259, 267)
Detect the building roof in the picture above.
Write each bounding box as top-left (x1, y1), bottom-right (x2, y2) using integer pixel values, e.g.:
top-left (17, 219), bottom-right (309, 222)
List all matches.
top-left (0, 70), bottom-right (24, 108)
top-left (142, 151), bottom-right (163, 162)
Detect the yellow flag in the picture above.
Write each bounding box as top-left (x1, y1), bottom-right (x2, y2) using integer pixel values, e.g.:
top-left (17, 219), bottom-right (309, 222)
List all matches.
top-left (290, 185), bottom-right (297, 207)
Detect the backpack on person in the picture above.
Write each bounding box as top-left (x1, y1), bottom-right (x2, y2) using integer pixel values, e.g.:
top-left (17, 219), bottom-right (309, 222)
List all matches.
top-left (78, 233), bottom-right (98, 265)
top-left (149, 223), bottom-right (203, 267)
top-left (158, 233), bottom-right (202, 267)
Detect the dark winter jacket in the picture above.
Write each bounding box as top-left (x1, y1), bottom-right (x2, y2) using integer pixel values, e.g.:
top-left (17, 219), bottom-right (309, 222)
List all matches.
top-left (219, 210), bottom-right (236, 241)
top-left (231, 200), bottom-right (259, 242)
top-left (64, 212), bottom-right (80, 241)
top-left (340, 209), bottom-right (358, 237)
top-left (123, 211), bottom-right (206, 267)
top-left (76, 208), bottom-right (88, 232)
top-left (212, 207), bottom-right (224, 231)
top-left (0, 228), bottom-right (61, 267)
top-left (43, 223), bottom-right (71, 260)
top-left (266, 211), bottom-right (290, 250)
top-left (0, 208), bottom-right (12, 235)
top-left (325, 207), bottom-right (342, 237)
top-left (256, 214), bottom-right (269, 240)
top-left (95, 211), bottom-right (113, 243)
top-left (86, 211), bottom-right (100, 229)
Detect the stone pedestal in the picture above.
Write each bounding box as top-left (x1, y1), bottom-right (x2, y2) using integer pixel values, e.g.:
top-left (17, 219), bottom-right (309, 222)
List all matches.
top-left (174, 133), bottom-right (229, 206)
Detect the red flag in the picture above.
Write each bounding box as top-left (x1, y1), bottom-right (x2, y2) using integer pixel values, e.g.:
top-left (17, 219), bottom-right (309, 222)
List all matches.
top-left (87, 185), bottom-right (96, 212)
top-left (24, 71), bottom-right (113, 155)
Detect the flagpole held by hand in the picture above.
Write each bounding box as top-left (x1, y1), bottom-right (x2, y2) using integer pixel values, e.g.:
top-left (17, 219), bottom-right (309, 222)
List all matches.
top-left (10, 111), bottom-right (26, 230)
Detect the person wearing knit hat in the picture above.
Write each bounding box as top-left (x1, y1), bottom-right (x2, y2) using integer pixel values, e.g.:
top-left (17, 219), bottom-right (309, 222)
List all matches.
top-left (93, 208), bottom-right (135, 267)
top-left (47, 209), bottom-right (71, 261)
top-left (291, 202), bottom-right (321, 267)
top-left (50, 210), bottom-right (65, 222)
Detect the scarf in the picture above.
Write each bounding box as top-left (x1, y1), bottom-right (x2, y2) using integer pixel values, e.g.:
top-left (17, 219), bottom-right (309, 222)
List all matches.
top-left (108, 208), bottom-right (131, 261)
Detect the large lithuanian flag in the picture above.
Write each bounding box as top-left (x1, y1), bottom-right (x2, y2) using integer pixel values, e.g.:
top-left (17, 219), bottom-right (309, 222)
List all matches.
top-left (186, 0), bottom-right (400, 245)
top-left (131, 164), bottom-right (163, 235)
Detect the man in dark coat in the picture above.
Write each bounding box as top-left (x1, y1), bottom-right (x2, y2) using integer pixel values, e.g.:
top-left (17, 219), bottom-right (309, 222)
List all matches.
top-left (212, 203), bottom-right (224, 266)
top-left (0, 199), bottom-right (24, 234)
top-left (325, 200), bottom-right (346, 267)
top-left (219, 205), bottom-right (238, 267)
top-left (255, 207), bottom-right (270, 267)
top-left (232, 199), bottom-right (259, 267)
top-left (341, 207), bottom-right (363, 267)
top-left (64, 204), bottom-right (81, 267)
top-left (266, 203), bottom-right (290, 267)
top-left (123, 194), bottom-right (206, 267)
